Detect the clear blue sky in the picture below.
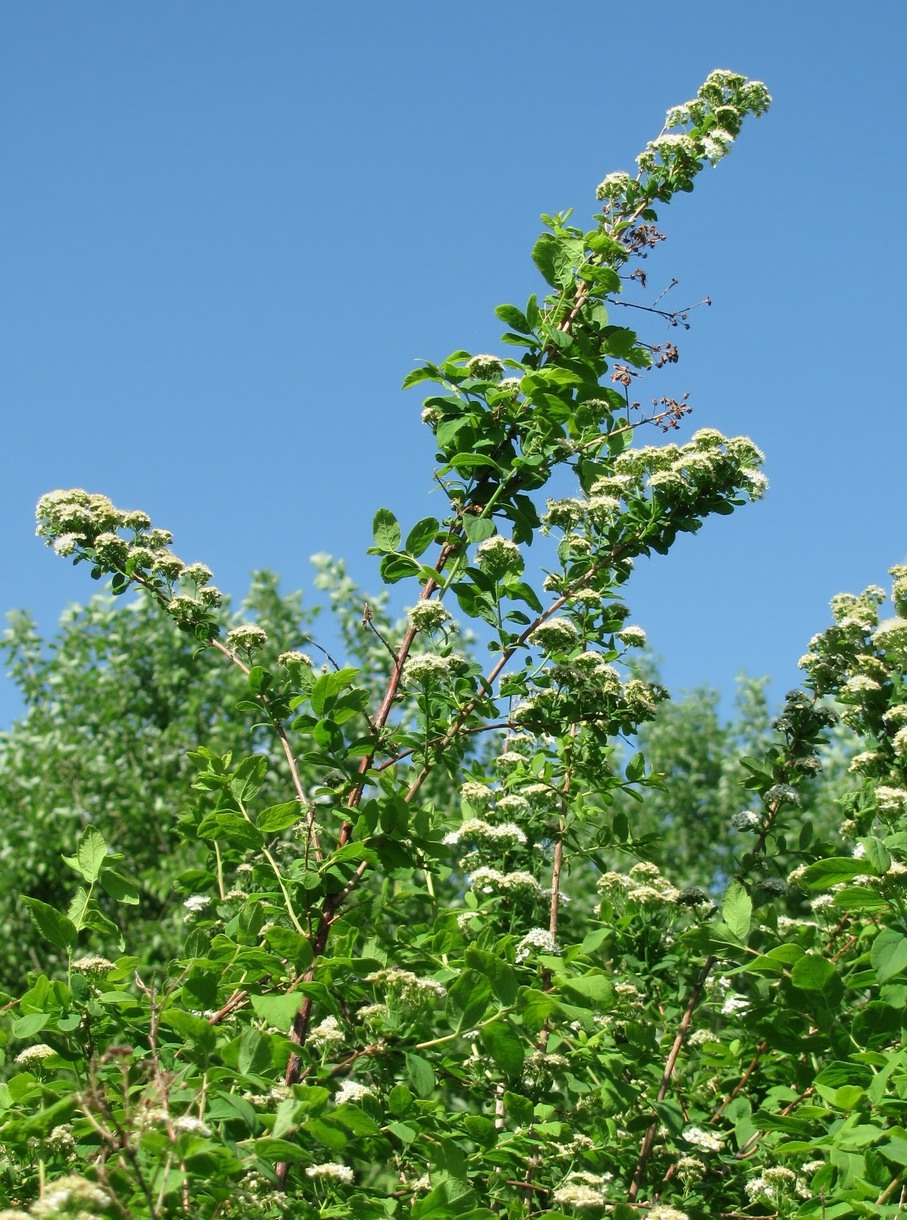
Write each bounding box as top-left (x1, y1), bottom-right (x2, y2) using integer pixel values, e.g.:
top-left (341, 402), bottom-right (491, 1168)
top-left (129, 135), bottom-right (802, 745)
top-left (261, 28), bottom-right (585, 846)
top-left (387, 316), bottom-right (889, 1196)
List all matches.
top-left (2, 2), bottom-right (905, 724)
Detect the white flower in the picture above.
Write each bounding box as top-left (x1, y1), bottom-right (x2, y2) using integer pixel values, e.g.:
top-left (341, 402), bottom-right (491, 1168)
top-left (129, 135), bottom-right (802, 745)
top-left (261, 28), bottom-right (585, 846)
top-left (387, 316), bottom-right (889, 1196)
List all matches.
top-left (71, 955), bottom-right (115, 975)
top-left (173, 1115), bottom-right (212, 1137)
top-left (305, 1162), bottom-right (354, 1184)
top-left (876, 786), bottom-right (907, 815)
top-left (30, 1175), bottom-right (111, 1217)
top-left (682, 1125), bottom-right (724, 1152)
top-left (407, 601), bottom-right (452, 633)
top-left (515, 928), bottom-right (561, 962)
top-left (595, 171), bottom-right (632, 200)
top-left (529, 618), bottom-right (578, 653)
top-left (466, 353), bottom-right (505, 381)
top-left (14, 1043), bottom-right (55, 1067)
top-left (183, 894), bottom-right (211, 914)
top-left (335, 1079), bottom-right (373, 1105)
top-left (475, 535), bottom-right (523, 577)
top-left (732, 810), bottom-right (761, 831)
top-left (226, 623), bottom-right (268, 652)
top-left (310, 1016), bottom-right (344, 1048)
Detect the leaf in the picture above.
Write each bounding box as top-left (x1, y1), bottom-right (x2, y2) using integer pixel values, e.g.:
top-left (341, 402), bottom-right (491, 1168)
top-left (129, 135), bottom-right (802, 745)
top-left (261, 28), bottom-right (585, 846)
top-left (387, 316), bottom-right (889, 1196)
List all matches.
top-left (99, 870), bottom-right (140, 905)
top-left (405, 517), bottom-right (440, 558)
top-left (402, 364), bottom-right (441, 390)
top-left (22, 898), bottom-right (77, 952)
top-left (871, 928), bottom-right (907, 984)
top-left (859, 835), bottom-right (892, 876)
top-left (309, 667), bottom-right (360, 715)
top-left (446, 970), bottom-right (492, 1031)
top-left (722, 880), bottom-right (752, 942)
top-left (462, 515), bottom-right (496, 544)
top-left (532, 233), bottom-right (585, 290)
top-left (495, 303), bottom-right (532, 333)
top-left (559, 973), bottom-right (614, 1007)
top-left (791, 955), bottom-right (838, 992)
top-left (465, 947), bottom-right (518, 1006)
top-left (264, 928), bottom-right (314, 971)
top-left (801, 857), bottom-right (868, 889)
top-left (230, 755), bottom-right (268, 803)
top-left (249, 992), bottom-right (304, 1032)
top-left (406, 1052), bottom-right (435, 1098)
top-left (481, 1021), bottom-right (525, 1076)
top-left (75, 827), bottom-right (107, 883)
top-left (12, 1012), bottom-right (49, 1038)
top-left (257, 801), bottom-right (305, 834)
top-left (237, 1027), bottom-right (272, 1076)
top-left (372, 508), bottom-right (401, 553)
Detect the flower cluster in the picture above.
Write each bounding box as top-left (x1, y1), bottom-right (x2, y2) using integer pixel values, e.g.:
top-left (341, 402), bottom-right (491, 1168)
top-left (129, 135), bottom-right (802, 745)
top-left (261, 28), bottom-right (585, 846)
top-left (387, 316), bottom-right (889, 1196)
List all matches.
top-left (36, 489), bottom-right (223, 638)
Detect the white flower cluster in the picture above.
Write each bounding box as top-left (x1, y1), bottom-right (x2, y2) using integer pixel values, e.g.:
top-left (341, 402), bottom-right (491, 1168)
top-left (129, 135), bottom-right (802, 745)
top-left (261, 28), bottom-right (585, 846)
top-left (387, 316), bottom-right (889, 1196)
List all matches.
top-left (475, 535), bottom-right (523, 578)
top-left (745, 1165), bottom-right (798, 1202)
top-left (365, 967), bottom-right (447, 1003)
top-left (598, 861), bottom-right (678, 906)
top-left (466, 353), bottom-right (505, 381)
top-left (552, 1171), bottom-right (612, 1208)
top-left (30, 1175), bottom-right (112, 1218)
top-left (400, 651), bottom-right (465, 688)
top-left (14, 1043), bottom-right (55, 1067)
top-left (528, 617), bottom-right (578, 653)
top-left (682, 1125), bottom-right (724, 1152)
top-left (443, 819), bottom-right (527, 849)
top-left (515, 927), bottom-right (561, 962)
top-left (335, 1079), bottom-right (373, 1106)
top-left (407, 600), bottom-right (453, 633)
top-left (35, 490), bottom-right (224, 632)
top-left (469, 867), bottom-right (546, 901)
top-left (731, 809), bottom-right (762, 831)
top-left (310, 1015), bottom-right (344, 1049)
top-left (226, 623), bottom-right (269, 653)
top-left (595, 171), bottom-right (632, 201)
top-left (305, 1162), bottom-right (354, 1184)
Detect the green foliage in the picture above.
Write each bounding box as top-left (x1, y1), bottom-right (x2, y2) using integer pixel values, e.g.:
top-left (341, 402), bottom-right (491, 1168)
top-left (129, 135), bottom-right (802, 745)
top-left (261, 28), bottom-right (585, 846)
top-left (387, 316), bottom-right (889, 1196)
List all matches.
top-left (10, 67), bottom-right (907, 1220)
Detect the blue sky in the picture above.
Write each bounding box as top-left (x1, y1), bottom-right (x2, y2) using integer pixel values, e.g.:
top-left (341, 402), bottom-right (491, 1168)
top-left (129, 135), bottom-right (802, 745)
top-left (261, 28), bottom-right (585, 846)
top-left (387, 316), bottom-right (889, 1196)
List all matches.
top-left (2, 2), bottom-right (905, 725)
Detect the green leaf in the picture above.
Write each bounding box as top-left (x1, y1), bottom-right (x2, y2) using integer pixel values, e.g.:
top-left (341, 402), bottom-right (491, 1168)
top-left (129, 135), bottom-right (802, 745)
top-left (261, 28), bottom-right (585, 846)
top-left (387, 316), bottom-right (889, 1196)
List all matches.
top-left (230, 754), bottom-right (268, 803)
top-left (406, 1052), bottom-right (435, 1098)
top-left (372, 508), bottom-right (401, 553)
top-left (559, 972), bottom-right (613, 1007)
top-left (722, 880), bottom-right (752, 942)
top-left (871, 928), bottom-right (907, 984)
top-left (249, 992), bottom-right (304, 1032)
top-left (99, 870), bottom-right (140, 905)
top-left (257, 801), bottom-right (305, 834)
top-left (860, 835), bottom-right (892, 875)
top-left (237, 1026), bottom-right (272, 1076)
top-left (446, 970), bottom-right (492, 1031)
top-left (402, 364), bottom-right (441, 389)
top-left (22, 898), bottom-right (77, 952)
top-left (791, 955), bottom-right (838, 992)
top-left (75, 827), bottom-right (107, 883)
top-left (462, 515), bottom-right (496, 544)
top-left (309, 667), bottom-right (360, 715)
top-left (405, 517), bottom-right (440, 558)
top-left (264, 927), bottom-right (314, 971)
top-left (495, 303), bottom-right (532, 333)
top-left (465, 946), bottom-right (518, 1006)
top-left (801, 857), bottom-right (868, 889)
top-left (532, 233), bottom-right (585, 290)
top-left (481, 1020), bottom-right (525, 1076)
top-left (13, 1012), bottom-right (49, 1039)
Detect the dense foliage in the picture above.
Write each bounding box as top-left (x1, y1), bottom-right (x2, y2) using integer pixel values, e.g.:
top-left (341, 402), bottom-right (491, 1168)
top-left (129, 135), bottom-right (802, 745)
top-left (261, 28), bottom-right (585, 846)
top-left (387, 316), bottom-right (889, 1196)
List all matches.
top-left (5, 70), bottom-right (907, 1220)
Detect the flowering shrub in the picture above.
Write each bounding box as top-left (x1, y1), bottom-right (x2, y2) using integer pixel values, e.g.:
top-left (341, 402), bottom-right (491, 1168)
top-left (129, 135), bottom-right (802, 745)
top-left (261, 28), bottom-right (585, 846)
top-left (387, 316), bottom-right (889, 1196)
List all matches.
top-left (4, 68), bottom-right (907, 1220)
